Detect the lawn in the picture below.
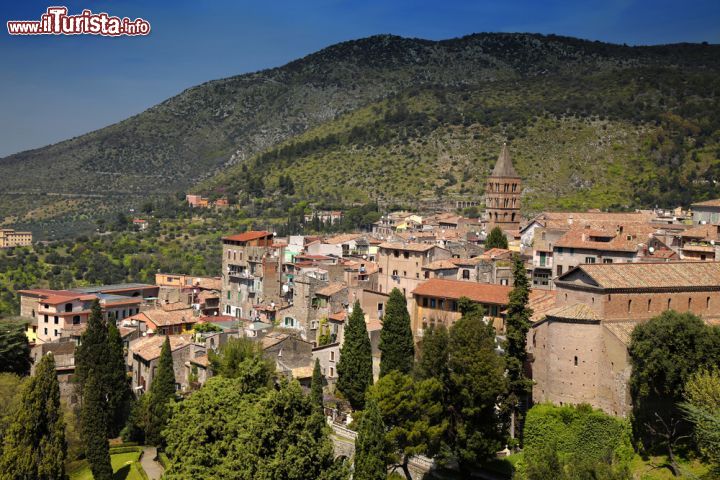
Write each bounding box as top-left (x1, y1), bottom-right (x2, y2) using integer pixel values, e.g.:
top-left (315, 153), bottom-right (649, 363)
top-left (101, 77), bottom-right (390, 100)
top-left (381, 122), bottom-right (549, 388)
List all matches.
top-left (67, 451), bottom-right (147, 480)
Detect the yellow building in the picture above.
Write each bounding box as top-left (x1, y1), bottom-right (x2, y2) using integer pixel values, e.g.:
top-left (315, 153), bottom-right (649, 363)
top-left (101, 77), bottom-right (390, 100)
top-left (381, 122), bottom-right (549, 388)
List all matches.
top-left (0, 228), bottom-right (32, 248)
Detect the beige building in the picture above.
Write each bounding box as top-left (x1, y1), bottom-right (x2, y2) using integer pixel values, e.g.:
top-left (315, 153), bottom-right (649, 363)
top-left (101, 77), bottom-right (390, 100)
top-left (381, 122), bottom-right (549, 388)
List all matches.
top-left (377, 242), bottom-right (451, 297)
top-left (529, 262), bottom-right (720, 417)
top-left (0, 228), bottom-right (32, 248)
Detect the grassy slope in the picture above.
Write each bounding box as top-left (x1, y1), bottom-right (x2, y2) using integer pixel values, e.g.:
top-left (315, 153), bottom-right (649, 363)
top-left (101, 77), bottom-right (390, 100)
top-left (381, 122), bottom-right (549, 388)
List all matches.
top-left (67, 451), bottom-right (146, 480)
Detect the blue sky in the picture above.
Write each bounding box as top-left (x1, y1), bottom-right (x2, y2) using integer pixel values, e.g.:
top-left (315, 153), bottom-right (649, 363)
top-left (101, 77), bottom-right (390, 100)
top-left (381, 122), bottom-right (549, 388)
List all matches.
top-left (1, 0), bottom-right (719, 158)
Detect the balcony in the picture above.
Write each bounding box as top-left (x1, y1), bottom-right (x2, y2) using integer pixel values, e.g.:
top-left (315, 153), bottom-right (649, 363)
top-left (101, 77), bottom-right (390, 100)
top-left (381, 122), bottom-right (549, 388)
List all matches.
top-left (228, 269), bottom-right (253, 280)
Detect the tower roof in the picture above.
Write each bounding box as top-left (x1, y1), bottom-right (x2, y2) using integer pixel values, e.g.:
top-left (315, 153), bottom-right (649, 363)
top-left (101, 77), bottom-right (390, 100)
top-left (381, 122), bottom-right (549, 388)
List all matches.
top-left (490, 143), bottom-right (519, 178)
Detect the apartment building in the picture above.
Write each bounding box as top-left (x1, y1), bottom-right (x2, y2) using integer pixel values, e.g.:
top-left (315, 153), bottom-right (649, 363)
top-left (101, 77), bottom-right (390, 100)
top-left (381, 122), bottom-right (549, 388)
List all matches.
top-left (0, 228), bottom-right (32, 248)
top-left (376, 242), bottom-right (451, 297)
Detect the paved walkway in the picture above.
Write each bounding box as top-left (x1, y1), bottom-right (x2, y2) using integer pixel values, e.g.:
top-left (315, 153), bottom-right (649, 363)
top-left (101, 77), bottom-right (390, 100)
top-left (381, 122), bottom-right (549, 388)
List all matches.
top-left (140, 446), bottom-right (164, 480)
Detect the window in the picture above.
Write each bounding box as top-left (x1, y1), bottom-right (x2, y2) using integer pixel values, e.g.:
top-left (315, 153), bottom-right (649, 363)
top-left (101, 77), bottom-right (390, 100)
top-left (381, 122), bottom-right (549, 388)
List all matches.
top-left (574, 356), bottom-right (578, 366)
top-left (54, 316), bottom-right (59, 324)
top-left (557, 265), bottom-right (563, 276)
top-left (393, 250), bottom-right (400, 258)
top-left (44, 315), bottom-right (48, 323)
top-left (330, 351), bottom-right (335, 362)
top-left (667, 298), bottom-right (672, 310)
top-left (403, 251), bottom-right (410, 259)
top-left (430, 298), bottom-right (436, 308)
top-left (647, 299), bottom-right (651, 312)
top-left (65, 303), bottom-right (72, 312)
top-left (603, 258), bottom-right (613, 264)
top-left (403, 271), bottom-right (407, 277)
top-left (462, 269), bottom-right (470, 279)
top-left (73, 315), bottom-right (80, 325)
top-left (438, 299), bottom-right (445, 310)
top-left (424, 271), bottom-right (430, 279)
top-left (707, 297), bottom-right (711, 310)
top-left (54, 329), bottom-right (58, 337)
top-left (44, 328), bottom-right (48, 335)
top-left (329, 367), bottom-right (334, 377)
top-left (688, 297), bottom-right (692, 311)
top-left (416, 272), bottom-right (419, 279)
top-left (379, 267), bottom-right (383, 274)
top-left (627, 300), bottom-right (632, 313)
top-left (422, 297), bottom-right (428, 307)
top-left (557, 247), bottom-right (563, 254)
top-left (585, 257), bottom-right (596, 264)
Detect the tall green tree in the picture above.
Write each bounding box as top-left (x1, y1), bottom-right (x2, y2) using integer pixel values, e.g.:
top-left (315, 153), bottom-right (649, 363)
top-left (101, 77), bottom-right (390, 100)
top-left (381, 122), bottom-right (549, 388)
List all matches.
top-left (485, 226), bottom-right (508, 250)
top-left (367, 371), bottom-right (447, 479)
top-left (354, 398), bottom-right (387, 480)
top-left (447, 301), bottom-right (507, 470)
top-left (107, 321), bottom-right (131, 437)
top-left (310, 358), bottom-right (324, 413)
top-left (415, 324), bottom-right (449, 385)
top-left (0, 373), bottom-right (24, 443)
top-left (379, 288), bottom-right (415, 377)
top-left (75, 300), bottom-right (130, 435)
top-left (0, 353), bottom-right (66, 480)
top-left (80, 374), bottom-right (113, 480)
top-left (337, 301), bottom-right (373, 410)
top-left (504, 254), bottom-right (533, 440)
top-left (681, 368), bottom-right (720, 475)
top-left (0, 319), bottom-right (31, 376)
top-left (209, 336), bottom-right (275, 388)
top-left (629, 310), bottom-right (720, 455)
top-left (145, 336), bottom-right (177, 446)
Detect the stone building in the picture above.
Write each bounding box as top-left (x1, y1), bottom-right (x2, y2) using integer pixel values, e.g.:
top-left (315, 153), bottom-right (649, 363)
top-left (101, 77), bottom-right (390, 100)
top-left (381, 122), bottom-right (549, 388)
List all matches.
top-left (529, 262), bottom-right (720, 417)
top-left (485, 144), bottom-right (522, 231)
top-left (376, 242), bottom-right (451, 297)
top-left (221, 231), bottom-right (276, 318)
top-left (130, 335), bottom-right (193, 393)
top-left (691, 198), bottom-right (720, 224)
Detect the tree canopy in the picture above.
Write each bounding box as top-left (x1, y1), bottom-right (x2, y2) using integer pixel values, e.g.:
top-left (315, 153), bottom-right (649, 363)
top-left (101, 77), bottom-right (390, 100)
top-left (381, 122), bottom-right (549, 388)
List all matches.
top-left (163, 372), bottom-right (346, 480)
top-left (0, 353), bottom-right (66, 480)
top-left (379, 288), bottom-right (415, 377)
top-left (485, 226), bottom-right (508, 250)
top-left (628, 310), bottom-right (720, 450)
top-left (353, 398), bottom-right (387, 480)
top-left (336, 300), bottom-right (373, 410)
top-left (145, 336), bottom-right (177, 446)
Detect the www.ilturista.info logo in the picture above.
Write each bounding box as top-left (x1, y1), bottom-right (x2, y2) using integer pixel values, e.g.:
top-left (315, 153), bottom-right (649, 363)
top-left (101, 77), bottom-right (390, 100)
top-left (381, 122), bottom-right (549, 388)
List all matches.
top-left (7, 7), bottom-right (151, 36)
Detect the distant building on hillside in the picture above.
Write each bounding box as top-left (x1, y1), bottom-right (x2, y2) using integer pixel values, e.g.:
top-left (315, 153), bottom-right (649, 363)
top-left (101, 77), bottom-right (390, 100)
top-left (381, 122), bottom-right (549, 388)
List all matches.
top-left (485, 144), bottom-right (522, 231)
top-left (0, 228), bottom-right (32, 248)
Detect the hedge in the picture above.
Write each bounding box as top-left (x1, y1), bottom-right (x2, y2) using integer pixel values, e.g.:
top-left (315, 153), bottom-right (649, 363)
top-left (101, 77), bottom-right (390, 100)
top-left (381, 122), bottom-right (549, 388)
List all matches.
top-left (524, 403), bottom-right (633, 465)
top-left (109, 445), bottom-right (144, 455)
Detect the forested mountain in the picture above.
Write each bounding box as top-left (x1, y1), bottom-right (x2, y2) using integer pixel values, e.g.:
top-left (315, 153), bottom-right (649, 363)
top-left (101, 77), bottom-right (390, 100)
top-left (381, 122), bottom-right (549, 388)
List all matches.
top-left (2, 33), bottom-right (719, 235)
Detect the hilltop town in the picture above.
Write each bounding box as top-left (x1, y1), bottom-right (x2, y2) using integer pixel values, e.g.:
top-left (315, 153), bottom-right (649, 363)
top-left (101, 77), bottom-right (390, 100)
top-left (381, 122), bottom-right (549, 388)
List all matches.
top-left (3, 144), bottom-right (720, 478)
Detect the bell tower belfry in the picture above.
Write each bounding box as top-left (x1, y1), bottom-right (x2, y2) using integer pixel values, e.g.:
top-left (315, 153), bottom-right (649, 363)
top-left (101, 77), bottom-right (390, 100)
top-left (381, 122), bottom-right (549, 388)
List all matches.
top-left (485, 144), bottom-right (521, 230)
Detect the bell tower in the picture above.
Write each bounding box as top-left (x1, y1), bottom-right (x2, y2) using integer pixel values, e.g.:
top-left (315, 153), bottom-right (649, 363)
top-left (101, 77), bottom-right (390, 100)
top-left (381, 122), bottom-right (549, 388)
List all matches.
top-left (485, 143), bottom-right (521, 230)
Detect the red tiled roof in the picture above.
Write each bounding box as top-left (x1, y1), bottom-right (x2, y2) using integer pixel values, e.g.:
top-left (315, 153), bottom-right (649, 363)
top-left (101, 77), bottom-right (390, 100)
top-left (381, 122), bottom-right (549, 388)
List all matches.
top-left (412, 279), bottom-right (513, 305)
top-left (222, 231), bottom-right (272, 242)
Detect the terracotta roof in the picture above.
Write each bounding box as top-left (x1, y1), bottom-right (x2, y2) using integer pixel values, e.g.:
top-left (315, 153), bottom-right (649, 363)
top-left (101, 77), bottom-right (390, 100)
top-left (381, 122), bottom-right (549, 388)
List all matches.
top-left (482, 248), bottom-right (513, 259)
top-left (132, 335), bottom-right (191, 361)
top-left (545, 303), bottom-right (599, 321)
top-left (412, 279), bottom-right (513, 305)
top-left (131, 309), bottom-right (196, 328)
top-left (423, 260), bottom-right (459, 271)
top-left (261, 332), bottom-right (288, 349)
top-left (451, 257), bottom-right (486, 266)
top-left (554, 228), bottom-right (643, 253)
top-left (379, 242), bottom-right (437, 252)
top-left (691, 199), bottom-right (720, 207)
top-left (561, 262), bottom-right (720, 290)
top-left (681, 224), bottom-right (720, 241)
top-left (315, 283), bottom-right (347, 297)
top-left (222, 231), bottom-right (272, 242)
top-left (528, 290), bottom-right (557, 322)
top-left (190, 354), bottom-right (209, 367)
top-left (525, 211), bottom-right (656, 232)
top-left (325, 233), bottom-right (363, 245)
top-left (603, 321), bottom-right (638, 345)
top-left (328, 311), bottom-right (347, 322)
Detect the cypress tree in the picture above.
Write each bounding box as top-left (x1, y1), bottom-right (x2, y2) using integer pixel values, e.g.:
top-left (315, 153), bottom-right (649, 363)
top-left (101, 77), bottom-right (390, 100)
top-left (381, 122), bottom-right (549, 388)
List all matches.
top-left (505, 254), bottom-right (533, 439)
top-left (0, 319), bottom-right (31, 376)
top-left (145, 336), bottom-right (176, 446)
top-left (81, 374), bottom-right (113, 480)
top-left (310, 358), bottom-right (324, 413)
top-left (415, 324), bottom-right (449, 385)
top-left (75, 300), bottom-right (131, 437)
top-left (353, 398), bottom-right (387, 480)
top-left (0, 353), bottom-right (66, 480)
top-left (336, 301), bottom-right (373, 410)
top-left (107, 321), bottom-right (131, 437)
top-left (485, 226), bottom-right (508, 250)
top-left (379, 288), bottom-right (415, 377)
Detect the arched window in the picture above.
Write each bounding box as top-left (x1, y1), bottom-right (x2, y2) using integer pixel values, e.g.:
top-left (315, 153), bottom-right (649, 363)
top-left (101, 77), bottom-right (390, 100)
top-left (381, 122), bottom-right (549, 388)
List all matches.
top-left (627, 300), bottom-right (632, 313)
top-left (688, 297), bottom-right (692, 311)
top-left (667, 298), bottom-right (671, 310)
top-left (647, 299), bottom-right (651, 312)
top-left (574, 356), bottom-right (578, 366)
top-left (707, 297), bottom-right (711, 310)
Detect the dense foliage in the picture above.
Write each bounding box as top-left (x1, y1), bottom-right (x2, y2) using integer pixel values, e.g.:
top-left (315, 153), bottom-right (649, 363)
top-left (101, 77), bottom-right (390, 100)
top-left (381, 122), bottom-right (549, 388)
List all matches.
top-left (208, 336), bottom-right (275, 386)
top-left (336, 301), bottom-right (373, 410)
top-left (523, 403), bottom-right (633, 468)
top-left (0, 353), bottom-right (66, 480)
top-left (366, 371), bottom-right (446, 478)
top-left (80, 374), bottom-right (113, 480)
top-left (628, 311), bottom-right (720, 453)
top-left (0, 318), bottom-right (31, 375)
top-left (681, 368), bottom-right (720, 475)
top-left (311, 358), bottom-right (324, 413)
top-left (163, 374), bottom-right (347, 479)
top-left (354, 398), bottom-right (387, 480)
top-left (379, 288), bottom-right (415, 377)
